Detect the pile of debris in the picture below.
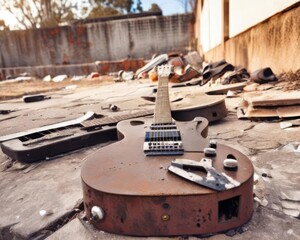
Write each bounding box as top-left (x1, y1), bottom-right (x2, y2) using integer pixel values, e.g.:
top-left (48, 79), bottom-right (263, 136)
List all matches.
top-left (114, 52), bottom-right (281, 88)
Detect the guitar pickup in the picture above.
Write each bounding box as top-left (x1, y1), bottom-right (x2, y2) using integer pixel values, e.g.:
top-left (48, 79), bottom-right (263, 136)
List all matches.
top-left (168, 158), bottom-right (240, 191)
top-left (143, 140), bottom-right (183, 156)
top-left (144, 128), bottom-right (184, 156)
top-left (150, 123), bottom-right (177, 130)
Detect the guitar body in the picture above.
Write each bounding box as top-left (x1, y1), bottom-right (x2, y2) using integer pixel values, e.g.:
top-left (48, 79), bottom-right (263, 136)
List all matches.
top-left (105, 87), bottom-right (227, 123)
top-left (81, 117), bottom-right (254, 236)
top-left (169, 89), bottom-right (227, 122)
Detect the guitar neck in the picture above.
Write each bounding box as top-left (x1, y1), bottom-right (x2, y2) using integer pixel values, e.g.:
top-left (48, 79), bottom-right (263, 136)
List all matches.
top-left (144, 64), bottom-right (183, 156)
top-left (81, 110), bottom-right (154, 128)
top-left (153, 73), bottom-right (172, 124)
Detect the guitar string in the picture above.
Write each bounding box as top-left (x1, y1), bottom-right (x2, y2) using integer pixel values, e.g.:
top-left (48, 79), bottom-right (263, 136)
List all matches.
top-left (155, 65), bottom-right (175, 152)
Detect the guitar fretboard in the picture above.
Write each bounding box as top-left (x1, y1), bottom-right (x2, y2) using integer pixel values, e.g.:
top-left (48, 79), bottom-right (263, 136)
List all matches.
top-left (153, 66), bottom-right (173, 124)
top-left (144, 65), bottom-right (184, 156)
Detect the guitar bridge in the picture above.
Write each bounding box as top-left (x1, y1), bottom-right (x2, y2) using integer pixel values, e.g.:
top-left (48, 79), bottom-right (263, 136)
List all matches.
top-left (143, 123), bottom-right (184, 156)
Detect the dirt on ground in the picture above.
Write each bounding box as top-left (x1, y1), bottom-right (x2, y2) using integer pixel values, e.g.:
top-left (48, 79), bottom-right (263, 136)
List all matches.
top-left (0, 69), bottom-right (299, 102)
top-left (277, 69), bottom-right (300, 91)
top-left (0, 76), bottom-right (114, 101)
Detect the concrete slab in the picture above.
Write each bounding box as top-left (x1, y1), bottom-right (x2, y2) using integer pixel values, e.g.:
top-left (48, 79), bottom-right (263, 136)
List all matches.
top-left (0, 82), bottom-right (152, 239)
top-left (48, 218), bottom-right (171, 240)
top-left (47, 218), bottom-right (99, 240)
top-left (0, 143), bottom-right (108, 239)
top-left (0, 81), bottom-right (299, 239)
top-left (49, 207), bottom-right (300, 240)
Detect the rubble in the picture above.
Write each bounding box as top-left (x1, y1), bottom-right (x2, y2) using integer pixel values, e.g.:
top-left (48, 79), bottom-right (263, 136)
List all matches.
top-left (280, 190), bottom-right (300, 201)
top-left (89, 72), bottom-right (100, 79)
top-left (71, 75), bottom-right (86, 81)
top-left (277, 69), bottom-right (300, 91)
top-left (119, 71), bottom-right (134, 81)
top-left (43, 75), bottom-right (52, 82)
top-left (250, 67), bottom-right (277, 84)
top-left (280, 120), bottom-right (300, 129)
top-left (52, 75), bottom-right (68, 82)
top-left (39, 209), bottom-right (54, 217)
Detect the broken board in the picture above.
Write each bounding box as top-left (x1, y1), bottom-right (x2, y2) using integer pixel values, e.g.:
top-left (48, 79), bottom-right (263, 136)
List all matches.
top-left (238, 90), bottom-right (300, 119)
top-left (244, 91), bottom-right (300, 107)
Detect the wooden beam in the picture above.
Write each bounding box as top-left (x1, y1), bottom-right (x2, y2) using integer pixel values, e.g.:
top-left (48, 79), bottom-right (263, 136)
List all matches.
top-left (195, 0), bottom-right (203, 54)
top-left (222, 0), bottom-right (230, 42)
top-left (221, 0), bottom-right (229, 58)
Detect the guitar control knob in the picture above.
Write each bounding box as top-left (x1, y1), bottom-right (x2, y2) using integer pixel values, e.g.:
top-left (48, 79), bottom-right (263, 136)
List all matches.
top-left (204, 147), bottom-right (216, 157)
top-left (209, 140), bottom-right (217, 149)
top-left (91, 206), bottom-right (105, 221)
top-left (223, 159), bottom-right (238, 171)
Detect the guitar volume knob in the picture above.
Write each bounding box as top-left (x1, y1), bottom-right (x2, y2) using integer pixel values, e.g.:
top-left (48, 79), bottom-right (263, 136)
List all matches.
top-left (204, 147), bottom-right (217, 157)
top-left (223, 159), bottom-right (238, 171)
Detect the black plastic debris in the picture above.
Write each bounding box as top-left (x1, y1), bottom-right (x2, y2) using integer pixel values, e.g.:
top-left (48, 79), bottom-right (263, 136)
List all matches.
top-left (23, 94), bottom-right (51, 103)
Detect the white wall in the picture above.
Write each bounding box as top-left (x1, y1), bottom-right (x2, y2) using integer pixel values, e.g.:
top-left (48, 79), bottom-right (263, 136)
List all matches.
top-left (230, 0), bottom-right (300, 37)
top-left (200, 0), bottom-right (300, 52)
top-left (200, 0), bottom-right (222, 52)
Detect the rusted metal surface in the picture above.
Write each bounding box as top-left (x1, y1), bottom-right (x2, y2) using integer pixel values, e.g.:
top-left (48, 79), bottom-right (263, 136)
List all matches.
top-left (81, 117), bottom-right (253, 236)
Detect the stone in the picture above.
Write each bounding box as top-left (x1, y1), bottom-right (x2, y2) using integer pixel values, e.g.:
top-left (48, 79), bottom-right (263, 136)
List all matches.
top-left (43, 75), bottom-right (52, 82)
top-left (90, 72), bottom-right (100, 78)
top-left (53, 74), bottom-right (68, 82)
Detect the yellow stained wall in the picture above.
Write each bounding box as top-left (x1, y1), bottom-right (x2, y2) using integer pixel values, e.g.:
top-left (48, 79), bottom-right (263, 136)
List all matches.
top-left (195, 0), bottom-right (300, 73)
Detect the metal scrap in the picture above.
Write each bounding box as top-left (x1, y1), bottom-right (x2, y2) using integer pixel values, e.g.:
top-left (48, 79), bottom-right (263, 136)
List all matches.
top-left (168, 158), bottom-right (240, 191)
top-left (0, 111), bottom-right (95, 142)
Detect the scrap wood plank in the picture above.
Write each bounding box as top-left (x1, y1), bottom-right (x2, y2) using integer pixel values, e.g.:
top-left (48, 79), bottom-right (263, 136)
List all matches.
top-left (244, 91), bottom-right (300, 107)
top-left (277, 105), bottom-right (300, 118)
top-left (237, 105), bottom-right (300, 119)
top-left (237, 106), bottom-right (278, 119)
top-left (204, 82), bottom-right (247, 95)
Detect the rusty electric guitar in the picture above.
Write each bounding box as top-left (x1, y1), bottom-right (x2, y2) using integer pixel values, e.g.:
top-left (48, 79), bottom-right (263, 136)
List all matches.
top-left (81, 65), bottom-right (254, 236)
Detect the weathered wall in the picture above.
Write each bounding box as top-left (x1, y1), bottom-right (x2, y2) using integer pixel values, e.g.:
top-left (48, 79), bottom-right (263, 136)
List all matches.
top-left (0, 59), bottom-right (145, 80)
top-left (197, 0), bottom-right (299, 52)
top-left (204, 5), bottom-right (300, 73)
top-left (0, 14), bottom-right (193, 68)
top-left (229, 0), bottom-right (299, 37)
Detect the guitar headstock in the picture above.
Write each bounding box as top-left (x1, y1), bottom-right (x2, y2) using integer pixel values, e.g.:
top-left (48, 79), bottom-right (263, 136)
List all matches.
top-left (157, 64), bottom-right (173, 78)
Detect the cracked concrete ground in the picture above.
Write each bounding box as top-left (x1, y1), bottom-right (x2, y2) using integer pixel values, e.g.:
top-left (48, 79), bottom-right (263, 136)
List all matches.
top-left (0, 80), bottom-right (299, 240)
